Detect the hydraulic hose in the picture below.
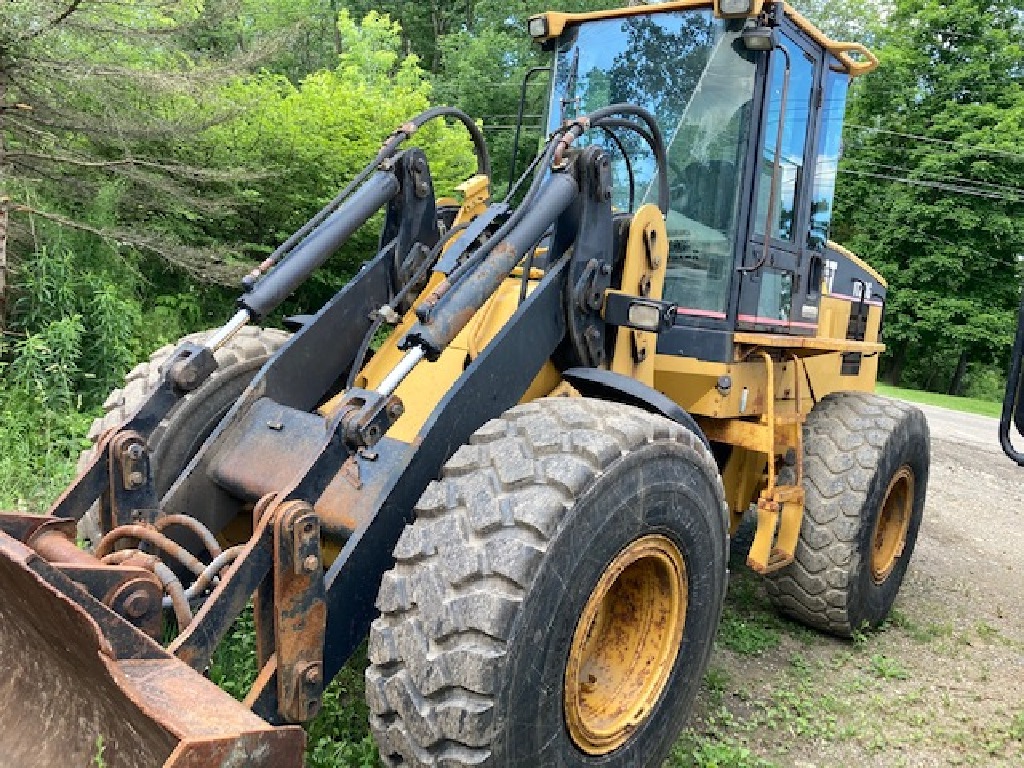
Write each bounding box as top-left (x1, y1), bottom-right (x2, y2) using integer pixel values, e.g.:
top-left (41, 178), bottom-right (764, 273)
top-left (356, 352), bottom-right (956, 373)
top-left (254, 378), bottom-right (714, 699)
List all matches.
top-left (241, 106), bottom-right (491, 290)
top-left (554, 104), bottom-right (670, 214)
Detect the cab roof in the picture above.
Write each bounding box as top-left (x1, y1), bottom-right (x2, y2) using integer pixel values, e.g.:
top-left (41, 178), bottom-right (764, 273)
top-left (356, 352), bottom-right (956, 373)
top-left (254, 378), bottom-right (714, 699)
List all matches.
top-left (529, 1), bottom-right (878, 77)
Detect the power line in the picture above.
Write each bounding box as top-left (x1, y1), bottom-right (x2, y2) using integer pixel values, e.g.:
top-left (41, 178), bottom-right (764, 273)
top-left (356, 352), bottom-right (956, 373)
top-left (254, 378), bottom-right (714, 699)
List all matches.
top-left (839, 168), bottom-right (1022, 202)
top-left (847, 158), bottom-right (1024, 196)
top-left (845, 124), bottom-right (1024, 161)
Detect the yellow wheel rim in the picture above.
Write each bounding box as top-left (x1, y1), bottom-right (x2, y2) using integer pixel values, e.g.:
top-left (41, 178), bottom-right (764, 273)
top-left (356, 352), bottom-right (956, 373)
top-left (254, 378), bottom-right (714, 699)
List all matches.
top-left (870, 465), bottom-right (914, 585)
top-left (564, 534), bottom-right (687, 755)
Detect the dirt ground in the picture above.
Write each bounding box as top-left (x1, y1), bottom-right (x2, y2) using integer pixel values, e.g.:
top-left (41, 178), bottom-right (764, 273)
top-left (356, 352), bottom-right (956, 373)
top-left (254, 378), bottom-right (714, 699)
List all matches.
top-left (681, 402), bottom-right (1024, 767)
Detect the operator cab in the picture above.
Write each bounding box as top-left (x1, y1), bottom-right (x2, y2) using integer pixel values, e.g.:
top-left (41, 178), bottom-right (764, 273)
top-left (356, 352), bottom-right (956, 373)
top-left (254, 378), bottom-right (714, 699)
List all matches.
top-left (533, 1), bottom-right (883, 362)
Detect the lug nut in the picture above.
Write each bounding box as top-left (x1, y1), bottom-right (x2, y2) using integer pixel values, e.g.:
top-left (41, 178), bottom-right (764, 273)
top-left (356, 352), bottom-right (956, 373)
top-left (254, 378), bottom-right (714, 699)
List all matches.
top-left (303, 554), bottom-right (320, 573)
top-left (305, 665), bottom-right (322, 685)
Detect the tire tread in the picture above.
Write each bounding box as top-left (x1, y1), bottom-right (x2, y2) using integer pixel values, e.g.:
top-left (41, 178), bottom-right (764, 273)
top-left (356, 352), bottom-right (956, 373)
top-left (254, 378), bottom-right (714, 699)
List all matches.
top-left (765, 391), bottom-right (928, 635)
top-left (366, 397), bottom-right (726, 767)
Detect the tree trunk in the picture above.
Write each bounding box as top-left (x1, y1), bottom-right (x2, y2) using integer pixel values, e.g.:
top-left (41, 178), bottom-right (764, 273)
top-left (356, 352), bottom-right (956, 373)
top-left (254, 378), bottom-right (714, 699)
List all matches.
top-left (948, 349), bottom-right (969, 396)
top-left (330, 0), bottom-right (342, 56)
top-left (888, 343), bottom-right (907, 387)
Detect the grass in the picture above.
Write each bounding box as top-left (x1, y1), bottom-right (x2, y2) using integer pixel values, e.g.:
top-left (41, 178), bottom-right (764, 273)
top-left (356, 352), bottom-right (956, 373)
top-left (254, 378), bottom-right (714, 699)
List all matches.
top-left (875, 383), bottom-right (1002, 418)
top-left (208, 607), bottom-right (377, 767)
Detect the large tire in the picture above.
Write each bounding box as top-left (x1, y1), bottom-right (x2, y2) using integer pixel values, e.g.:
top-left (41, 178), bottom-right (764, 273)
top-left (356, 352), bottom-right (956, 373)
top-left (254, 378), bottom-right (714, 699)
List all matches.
top-left (76, 326), bottom-right (290, 547)
top-left (765, 392), bottom-right (930, 637)
top-left (366, 397), bottom-right (729, 767)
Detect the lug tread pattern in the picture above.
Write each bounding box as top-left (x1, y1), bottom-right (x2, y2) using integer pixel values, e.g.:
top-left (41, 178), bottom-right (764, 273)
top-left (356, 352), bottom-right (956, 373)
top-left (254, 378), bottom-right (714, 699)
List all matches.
top-left (764, 391), bottom-right (924, 635)
top-left (75, 327), bottom-right (290, 545)
top-left (366, 397), bottom-right (726, 767)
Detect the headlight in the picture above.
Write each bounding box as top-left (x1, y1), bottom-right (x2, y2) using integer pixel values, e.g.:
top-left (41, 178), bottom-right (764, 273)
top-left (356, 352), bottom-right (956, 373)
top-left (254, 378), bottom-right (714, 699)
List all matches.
top-left (717, 0), bottom-right (757, 17)
top-left (528, 16), bottom-right (548, 39)
top-left (720, 0), bottom-right (753, 13)
top-left (627, 302), bottom-right (665, 333)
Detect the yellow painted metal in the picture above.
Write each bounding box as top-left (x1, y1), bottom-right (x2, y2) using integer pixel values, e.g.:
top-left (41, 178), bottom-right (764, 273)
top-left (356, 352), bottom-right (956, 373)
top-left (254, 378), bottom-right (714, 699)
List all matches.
top-left (453, 175), bottom-right (491, 221)
top-left (784, 6), bottom-right (879, 75)
top-left (871, 465), bottom-right (914, 584)
top-left (720, 447), bottom-right (766, 533)
top-left (318, 174), bottom-right (561, 443)
top-left (692, 354), bottom-right (806, 572)
top-left (826, 240), bottom-right (888, 288)
top-left (609, 205), bottom-right (669, 387)
top-left (564, 534), bottom-right (687, 756)
top-left (733, 332), bottom-right (884, 355)
top-left (746, 353), bottom-right (806, 574)
top-left (531, 2), bottom-right (878, 77)
top-left (656, 353), bottom-right (808, 421)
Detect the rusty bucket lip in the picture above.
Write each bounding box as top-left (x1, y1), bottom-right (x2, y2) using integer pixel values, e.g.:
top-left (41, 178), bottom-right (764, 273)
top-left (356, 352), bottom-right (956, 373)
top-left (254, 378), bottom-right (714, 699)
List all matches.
top-left (0, 522), bottom-right (305, 768)
top-left (563, 533), bottom-right (688, 756)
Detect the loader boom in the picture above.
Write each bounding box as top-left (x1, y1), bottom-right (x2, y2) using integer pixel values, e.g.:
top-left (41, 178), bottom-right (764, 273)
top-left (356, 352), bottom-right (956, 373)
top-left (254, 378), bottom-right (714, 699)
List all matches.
top-left (0, 100), bottom-right (674, 759)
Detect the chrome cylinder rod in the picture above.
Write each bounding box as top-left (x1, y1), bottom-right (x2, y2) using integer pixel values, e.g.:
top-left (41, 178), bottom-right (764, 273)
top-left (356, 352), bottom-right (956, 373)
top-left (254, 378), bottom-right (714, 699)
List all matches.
top-left (205, 309), bottom-right (250, 352)
top-left (376, 347), bottom-right (425, 398)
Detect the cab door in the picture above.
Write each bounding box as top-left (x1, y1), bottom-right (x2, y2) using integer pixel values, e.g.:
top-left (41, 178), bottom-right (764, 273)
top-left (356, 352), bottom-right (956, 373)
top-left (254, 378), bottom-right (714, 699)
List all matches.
top-left (736, 29), bottom-right (822, 335)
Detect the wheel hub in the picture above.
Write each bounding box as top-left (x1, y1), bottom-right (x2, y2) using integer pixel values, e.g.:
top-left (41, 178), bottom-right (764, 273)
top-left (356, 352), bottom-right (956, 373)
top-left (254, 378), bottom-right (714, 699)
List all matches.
top-left (871, 465), bottom-right (914, 584)
top-left (564, 534), bottom-right (687, 755)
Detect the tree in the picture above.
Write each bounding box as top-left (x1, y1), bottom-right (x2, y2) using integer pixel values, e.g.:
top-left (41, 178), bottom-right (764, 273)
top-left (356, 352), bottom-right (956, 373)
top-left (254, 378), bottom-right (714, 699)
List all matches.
top-left (833, 0), bottom-right (1024, 392)
top-left (792, 0), bottom-right (892, 43)
top-left (0, 0), bottom-right (282, 306)
top-left (197, 10), bottom-right (477, 305)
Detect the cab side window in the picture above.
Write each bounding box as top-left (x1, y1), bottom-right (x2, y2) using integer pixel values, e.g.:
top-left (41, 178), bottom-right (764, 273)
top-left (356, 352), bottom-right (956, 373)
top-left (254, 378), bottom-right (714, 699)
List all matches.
top-left (808, 62), bottom-right (849, 250)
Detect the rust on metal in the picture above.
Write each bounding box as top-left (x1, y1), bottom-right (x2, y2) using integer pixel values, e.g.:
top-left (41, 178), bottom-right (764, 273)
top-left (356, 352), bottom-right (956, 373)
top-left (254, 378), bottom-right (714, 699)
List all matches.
top-left (0, 525), bottom-right (304, 767)
top-left (170, 501), bottom-right (276, 671)
top-left (95, 524), bottom-right (207, 577)
top-left (25, 517), bottom-right (165, 638)
top-left (564, 534), bottom-right (687, 755)
top-left (272, 501), bottom-right (327, 722)
top-left (154, 514), bottom-right (224, 558)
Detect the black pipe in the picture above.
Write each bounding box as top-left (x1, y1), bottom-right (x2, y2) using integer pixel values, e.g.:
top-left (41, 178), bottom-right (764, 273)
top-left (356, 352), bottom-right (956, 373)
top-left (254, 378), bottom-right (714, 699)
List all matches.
top-left (403, 172), bottom-right (579, 357)
top-left (508, 66), bottom-right (552, 191)
top-left (242, 106), bottom-right (489, 291)
top-left (1000, 288), bottom-right (1024, 465)
top-left (400, 106), bottom-right (492, 179)
top-left (240, 171), bottom-right (400, 320)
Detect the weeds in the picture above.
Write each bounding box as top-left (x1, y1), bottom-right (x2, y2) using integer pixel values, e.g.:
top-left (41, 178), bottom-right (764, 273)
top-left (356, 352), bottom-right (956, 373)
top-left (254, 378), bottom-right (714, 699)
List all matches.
top-left (869, 654), bottom-right (909, 680)
top-left (91, 735), bottom-right (106, 768)
top-left (669, 731), bottom-right (777, 768)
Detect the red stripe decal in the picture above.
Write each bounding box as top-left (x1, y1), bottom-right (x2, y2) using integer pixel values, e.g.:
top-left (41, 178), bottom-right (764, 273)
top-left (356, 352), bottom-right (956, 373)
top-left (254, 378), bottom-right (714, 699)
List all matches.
top-left (738, 314), bottom-right (818, 329)
top-left (676, 307), bottom-right (728, 319)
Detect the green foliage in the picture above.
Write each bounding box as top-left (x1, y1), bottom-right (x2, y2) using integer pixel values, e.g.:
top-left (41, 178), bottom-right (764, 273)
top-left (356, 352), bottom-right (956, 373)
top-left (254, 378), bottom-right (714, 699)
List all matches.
top-left (199, 10), bottom-right (476, 304)
top-left (91, 735), bottom-right (107, 768)
top-left (716, 569), bottom-right (802, 656)
top-left (875, 383), bottom-right (1004, 418)
top-left (670, 730), bottom-right (777, 768)
top-left (868, 653), bottom-right (910, 680)
top-left (718, 612), bottom-right (782, 657)
top-left (206, 608), bottom-right (378, 765)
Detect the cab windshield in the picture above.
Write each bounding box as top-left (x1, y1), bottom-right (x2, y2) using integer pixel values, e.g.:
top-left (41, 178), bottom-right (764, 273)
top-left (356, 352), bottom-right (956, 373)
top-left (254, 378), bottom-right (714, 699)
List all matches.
top-left (547, 11), bottom-right (757, 316)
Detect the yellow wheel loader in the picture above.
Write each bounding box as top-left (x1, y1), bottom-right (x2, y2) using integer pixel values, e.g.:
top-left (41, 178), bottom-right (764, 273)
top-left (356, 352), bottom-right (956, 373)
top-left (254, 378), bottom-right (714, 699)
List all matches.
top-left (0, 2), bottom-right (930, 766)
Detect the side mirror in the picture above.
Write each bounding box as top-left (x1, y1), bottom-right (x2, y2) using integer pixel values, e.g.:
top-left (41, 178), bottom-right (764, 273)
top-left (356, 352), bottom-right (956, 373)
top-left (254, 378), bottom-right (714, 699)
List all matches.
top-left (1000, 290), bottom-right (1024, 465)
